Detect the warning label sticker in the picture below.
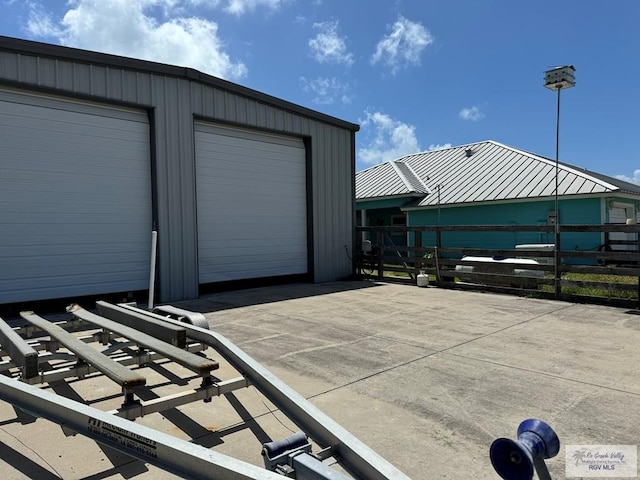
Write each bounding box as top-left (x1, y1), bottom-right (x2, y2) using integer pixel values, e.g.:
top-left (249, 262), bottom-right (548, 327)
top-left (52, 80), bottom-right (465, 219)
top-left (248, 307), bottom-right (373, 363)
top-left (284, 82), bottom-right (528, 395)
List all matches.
top-left (88, 417), bottom-right (158, 459)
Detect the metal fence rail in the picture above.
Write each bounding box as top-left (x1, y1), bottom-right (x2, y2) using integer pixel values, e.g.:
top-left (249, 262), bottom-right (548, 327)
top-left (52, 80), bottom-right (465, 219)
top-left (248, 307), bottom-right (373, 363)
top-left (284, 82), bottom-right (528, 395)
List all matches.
top-left (356, 224), bottom-right (640, 308)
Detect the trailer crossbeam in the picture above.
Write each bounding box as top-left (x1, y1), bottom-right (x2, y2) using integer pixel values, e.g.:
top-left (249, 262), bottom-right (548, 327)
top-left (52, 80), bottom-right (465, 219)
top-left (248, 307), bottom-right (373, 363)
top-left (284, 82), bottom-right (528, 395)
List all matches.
top-left (20, 311), bottom-right (146, 391)
top-left (120, 303), bottom-right (412, 480)
top-left (8, 343), bottom-right (206, 386)
top-left (67, 304), bottom-right (219, 376)
top-left (0, 301), bottom-right (413, 480)
top-left (112, 376), bottom-right (250, 420)
top-left (95, 301), bottom-right (188, 348)
top-left (0, 316), bottom-right (39, 379)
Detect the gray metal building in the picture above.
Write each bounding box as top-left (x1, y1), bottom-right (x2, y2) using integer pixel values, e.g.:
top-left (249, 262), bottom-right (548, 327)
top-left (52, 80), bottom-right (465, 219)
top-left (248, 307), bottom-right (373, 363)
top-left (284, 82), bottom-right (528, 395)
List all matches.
top-left (0, 36), bottom-right (359, 305)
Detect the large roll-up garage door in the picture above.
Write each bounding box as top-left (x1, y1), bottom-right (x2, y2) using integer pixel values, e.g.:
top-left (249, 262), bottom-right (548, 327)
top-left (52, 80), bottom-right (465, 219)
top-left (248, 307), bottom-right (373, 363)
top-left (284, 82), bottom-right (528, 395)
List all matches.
top-left (0, 88), bottom-right (152, 304)
top-left (195, 122), bottom-right (308, 283)
top-left (609, 204), bottom-right (636, 251)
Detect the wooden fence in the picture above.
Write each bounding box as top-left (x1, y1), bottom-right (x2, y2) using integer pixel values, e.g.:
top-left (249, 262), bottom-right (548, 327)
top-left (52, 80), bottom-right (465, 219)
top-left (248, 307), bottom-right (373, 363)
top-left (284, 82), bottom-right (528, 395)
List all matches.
top-left (355, 224), bottom-right (640, 308)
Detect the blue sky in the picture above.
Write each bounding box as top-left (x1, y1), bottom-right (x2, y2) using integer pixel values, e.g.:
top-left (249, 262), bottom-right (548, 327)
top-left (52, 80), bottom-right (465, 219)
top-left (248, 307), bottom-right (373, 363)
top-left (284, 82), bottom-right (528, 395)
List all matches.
top-left (1, 0), bottom-right (639, 182)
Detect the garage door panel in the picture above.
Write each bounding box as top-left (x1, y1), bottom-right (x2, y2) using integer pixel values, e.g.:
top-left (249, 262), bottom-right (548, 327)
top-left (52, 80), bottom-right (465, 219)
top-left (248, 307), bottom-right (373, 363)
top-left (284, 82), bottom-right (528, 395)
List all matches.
top-left (2, 149), bottom-right (150, 174)
top-left (3, 134), bottom-right (149, 168)
top-left (195, 122), bottom-right (307, 284)
top-left (0, 89), bottom-right (152, 304)
top-left (1, 177), bottom-right (149, 200)
top-left (4, 116), bottom-right (146, 145)
top-left (0, 242), bottom-right (149, 259)
top-left (2, 208), bottom-right (150, 222)
top-left (1, 254), bottom-right (149, 279)
top-left (2, 205), bottom-right (150, 223)
top-left (200, 156), bottom-right (305, 177)
top-left (207, 145), bottom-right (305, 163)
top-left (198, 258), bottom-right (306, 282)
top-left (199, 181), bottom-right (305, 205)
top-left (199, 209), bottom-right (307, 223)
top-left (200, 245), bottom-right (307, 262)
top-left (0, 274), bottom-right (147, 301)
top-left (201, 239), bottom-right (307, 253)
top-left (2, 225), bottom-right (150, 240)
top-left (197, 129), bottom-right (302, 151)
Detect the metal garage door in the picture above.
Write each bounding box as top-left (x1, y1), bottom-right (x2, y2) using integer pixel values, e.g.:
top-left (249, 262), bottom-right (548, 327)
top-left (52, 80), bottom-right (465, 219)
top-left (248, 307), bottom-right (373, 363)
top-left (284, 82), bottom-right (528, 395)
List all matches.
top-left (609, 205), bottom-right (636, 251)
top-left (0, 88), bottom-right (152, 304)
top-left (195, 122), bottom-right (307, 283)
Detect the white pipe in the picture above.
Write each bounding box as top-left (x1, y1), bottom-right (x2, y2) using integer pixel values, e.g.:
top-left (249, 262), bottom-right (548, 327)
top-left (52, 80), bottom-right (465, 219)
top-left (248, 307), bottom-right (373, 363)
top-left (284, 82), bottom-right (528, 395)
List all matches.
top-left (148, 230), bottom-right (158, 310)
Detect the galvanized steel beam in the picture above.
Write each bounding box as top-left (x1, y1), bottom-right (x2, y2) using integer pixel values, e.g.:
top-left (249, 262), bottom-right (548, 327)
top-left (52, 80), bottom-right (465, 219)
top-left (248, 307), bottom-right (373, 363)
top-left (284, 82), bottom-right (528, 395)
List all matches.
top-left (67, 304), bottom-right (218, 376)
top-left (151, 304), bottom-right (209, 330)
top-left (120, 303), bottom-right (412, 480)
top-left (15, 343), bottom-right (205, 386)
top-left (96, 301), bottom-right (187, 348)
top-left (112, 376), bottom-right (250, 420)
top-left (0, 316), bottom-right (39, 379)
top-left (0, 374), bottom-right (283, 480)
top-left (20, 311), bottom-right (146, 389)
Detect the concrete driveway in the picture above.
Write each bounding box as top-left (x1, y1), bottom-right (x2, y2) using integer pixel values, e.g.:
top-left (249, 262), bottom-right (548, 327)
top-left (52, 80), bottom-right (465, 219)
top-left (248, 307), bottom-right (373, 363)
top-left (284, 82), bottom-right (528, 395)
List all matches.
top-left (1, 281), bottom-right (639, 479)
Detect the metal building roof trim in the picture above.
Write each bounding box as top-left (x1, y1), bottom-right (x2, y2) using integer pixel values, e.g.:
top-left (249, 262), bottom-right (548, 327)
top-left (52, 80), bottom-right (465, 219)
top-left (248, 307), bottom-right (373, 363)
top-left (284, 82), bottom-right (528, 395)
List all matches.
top-left (390, 162), bottom-right (430, 195)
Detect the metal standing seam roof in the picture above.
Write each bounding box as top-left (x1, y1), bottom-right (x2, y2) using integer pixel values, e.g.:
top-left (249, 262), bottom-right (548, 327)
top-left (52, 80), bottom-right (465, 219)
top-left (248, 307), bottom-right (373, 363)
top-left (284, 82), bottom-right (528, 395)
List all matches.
top-left (356, 140), bottom-right (640, 206)
top-left (355, 160), bottom-right (429, 200)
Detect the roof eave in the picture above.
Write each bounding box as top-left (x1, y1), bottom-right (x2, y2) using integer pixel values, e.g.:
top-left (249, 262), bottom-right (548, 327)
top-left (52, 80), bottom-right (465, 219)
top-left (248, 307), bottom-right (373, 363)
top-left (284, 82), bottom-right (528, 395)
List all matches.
top-left (356, 193), bottom-right (426, 202)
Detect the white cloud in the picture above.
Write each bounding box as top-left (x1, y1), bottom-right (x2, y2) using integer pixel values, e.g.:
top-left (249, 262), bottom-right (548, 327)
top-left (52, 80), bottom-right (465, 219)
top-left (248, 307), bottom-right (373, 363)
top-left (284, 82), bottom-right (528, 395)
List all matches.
top-left (459, 105), bottom-right (484, 121)
top-left (166, 0), bottom-right (287, 15)
top-left (300, 76), bottom-right (351, 105)
top-left (224, 0), bottom-right (288, 15)
top-left (358, 111), bottom-right (420, 165)
top-left (616, 170), bottom-right (640, 185)
top-left (309, 20), bottom-right (354, 66)
top-left (428, 143), bottom-right (452, 151)
top-left (371, 15), bottom-right (433, 74)
top-left (26, 2), bottom-right (63, 38)
top-left (26, 0), bottom-right (247, 80)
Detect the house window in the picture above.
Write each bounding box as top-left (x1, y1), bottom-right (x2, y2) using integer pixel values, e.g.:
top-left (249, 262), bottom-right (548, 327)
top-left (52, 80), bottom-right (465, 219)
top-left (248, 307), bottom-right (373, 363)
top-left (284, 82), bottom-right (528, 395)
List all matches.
top-left (391, 214), bottom-right (406, 228)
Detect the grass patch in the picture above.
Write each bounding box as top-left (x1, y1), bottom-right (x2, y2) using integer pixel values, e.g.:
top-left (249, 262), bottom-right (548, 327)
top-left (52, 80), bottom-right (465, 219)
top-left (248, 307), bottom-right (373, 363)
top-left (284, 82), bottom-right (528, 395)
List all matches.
top-left (359, 263), bottom-right (638, 301)
top-left (360, 268), bottom-right (413, 280)
top-left (540, 272), bottom-right (638, 300)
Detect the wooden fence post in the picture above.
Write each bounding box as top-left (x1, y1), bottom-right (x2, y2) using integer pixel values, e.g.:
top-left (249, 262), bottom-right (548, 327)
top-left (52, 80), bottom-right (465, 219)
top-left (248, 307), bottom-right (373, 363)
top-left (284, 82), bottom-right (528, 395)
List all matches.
top-left (554, 226), bottom-right (561, 298)
top-left (436, 227), bottom-right (442, 282)
top-left (637, 228), bottom-right (640, 309)
top-left (414, 229), bottom-right (423, 278)
top-left (376, 229), bottom-right (384, 280)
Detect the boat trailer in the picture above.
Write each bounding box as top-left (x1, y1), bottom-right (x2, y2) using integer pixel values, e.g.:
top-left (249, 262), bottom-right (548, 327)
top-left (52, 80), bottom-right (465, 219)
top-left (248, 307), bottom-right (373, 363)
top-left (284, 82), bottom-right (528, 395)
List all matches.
top-left (0, 301), bottom-right (560, 479)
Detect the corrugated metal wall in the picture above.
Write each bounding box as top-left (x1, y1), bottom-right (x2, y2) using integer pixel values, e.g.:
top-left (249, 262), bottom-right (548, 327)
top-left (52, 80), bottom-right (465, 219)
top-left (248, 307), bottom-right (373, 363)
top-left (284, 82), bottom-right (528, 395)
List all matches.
top-left (0, 37), bottom-right (358, 303)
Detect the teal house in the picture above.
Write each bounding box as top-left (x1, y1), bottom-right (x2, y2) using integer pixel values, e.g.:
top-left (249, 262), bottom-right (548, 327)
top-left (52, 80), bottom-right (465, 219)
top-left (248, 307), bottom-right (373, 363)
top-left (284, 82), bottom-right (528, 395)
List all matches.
top-left (356, 141), bottom-right (640, 254)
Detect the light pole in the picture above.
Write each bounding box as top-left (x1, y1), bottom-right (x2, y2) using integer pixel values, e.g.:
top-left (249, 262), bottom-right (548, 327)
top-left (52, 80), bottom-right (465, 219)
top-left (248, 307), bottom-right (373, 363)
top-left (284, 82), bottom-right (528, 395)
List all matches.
top-left (544, 65), bottom-right (575, 296)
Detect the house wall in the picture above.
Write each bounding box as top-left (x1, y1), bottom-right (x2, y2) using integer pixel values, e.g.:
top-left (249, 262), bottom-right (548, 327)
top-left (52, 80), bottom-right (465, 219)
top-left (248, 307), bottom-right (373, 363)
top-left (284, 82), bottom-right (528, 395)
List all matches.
top-left (362, 207), bottom-right (402, 227)
top-left (407, 197), bottom-right (604, 255)
top-left (0, 37), bottom-right (358, 303)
